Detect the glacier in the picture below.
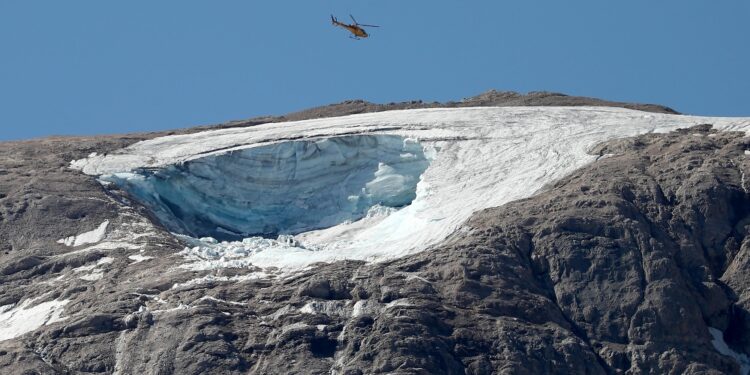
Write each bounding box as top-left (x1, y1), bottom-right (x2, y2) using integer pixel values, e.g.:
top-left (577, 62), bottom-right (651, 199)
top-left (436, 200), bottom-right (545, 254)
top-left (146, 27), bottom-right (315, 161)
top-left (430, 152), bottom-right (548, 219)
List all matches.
top-left (72, 106), bottom-right (750, 273)
top-left (101, 135), bottom-right (429, 241)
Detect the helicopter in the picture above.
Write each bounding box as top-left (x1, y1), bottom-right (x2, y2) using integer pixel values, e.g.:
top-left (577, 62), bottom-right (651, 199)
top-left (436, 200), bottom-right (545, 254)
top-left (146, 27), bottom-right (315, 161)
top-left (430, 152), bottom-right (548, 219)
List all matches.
top-left (331, 14), bottom-right (379, 39)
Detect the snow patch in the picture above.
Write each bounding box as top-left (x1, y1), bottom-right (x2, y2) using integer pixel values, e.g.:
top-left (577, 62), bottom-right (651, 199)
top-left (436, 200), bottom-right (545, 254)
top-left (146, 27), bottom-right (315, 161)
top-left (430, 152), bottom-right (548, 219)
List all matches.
top-left (299, 301), bottom-right (350, 317)
top-left (131, 293), bottom-right (168, 305)
top-left (57, 220), bottom-right (109, 247)
top-left (128, 254), bottom-right (154, 263)
top-left (729, 159), bottom-right (748, 194)
top-left (709, 327), bottom-right (750, 375)
top-left (195, 296), bottom-right (247, 306)
top-left (352, 300), bottom-right (383, 318)
top-left (150, 303), bottom-right (192, 315)
top-left (79, 272), bottom-right (104, 281)
top-left (72, 256), bottom-right (113, 273)
top-left (0, 298), bottom-right (70, 342)
top-left (72, 257), bottom-right (113, 281)
top-left (171, 272), bottom-right (272, 289)
top-left (65, 215), bottom-right (161, 255)
top-left (385, 298), bottom-right (414, 310)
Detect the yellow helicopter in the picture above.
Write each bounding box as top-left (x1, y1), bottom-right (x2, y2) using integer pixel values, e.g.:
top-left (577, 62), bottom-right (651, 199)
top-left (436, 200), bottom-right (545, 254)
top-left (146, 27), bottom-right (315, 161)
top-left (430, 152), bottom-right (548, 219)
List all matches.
top-left (331, 14), bottom-right (380, 39)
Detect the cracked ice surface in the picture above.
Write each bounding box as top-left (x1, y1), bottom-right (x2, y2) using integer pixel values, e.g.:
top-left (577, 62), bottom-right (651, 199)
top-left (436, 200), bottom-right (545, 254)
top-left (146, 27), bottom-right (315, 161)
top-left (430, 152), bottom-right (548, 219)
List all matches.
top-left (101, 135), bottom-right (429, 240)
top-left (72, 107), bottom-right (750, 272)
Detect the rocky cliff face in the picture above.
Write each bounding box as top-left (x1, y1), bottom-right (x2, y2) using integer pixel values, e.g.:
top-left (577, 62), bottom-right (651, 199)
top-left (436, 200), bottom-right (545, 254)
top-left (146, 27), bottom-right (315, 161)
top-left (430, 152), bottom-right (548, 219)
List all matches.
top-left (0, 93), bottom-right (748, 374)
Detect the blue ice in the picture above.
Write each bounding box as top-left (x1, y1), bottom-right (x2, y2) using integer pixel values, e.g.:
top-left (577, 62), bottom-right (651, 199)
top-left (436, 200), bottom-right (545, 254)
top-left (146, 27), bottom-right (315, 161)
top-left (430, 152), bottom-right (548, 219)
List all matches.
top-left (102, 135), bottom-right (430, 240)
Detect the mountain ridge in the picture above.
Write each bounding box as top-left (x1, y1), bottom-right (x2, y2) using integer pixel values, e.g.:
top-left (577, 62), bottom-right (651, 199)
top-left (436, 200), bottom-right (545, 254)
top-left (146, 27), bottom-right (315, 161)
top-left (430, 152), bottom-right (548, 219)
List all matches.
top-left (0, 93), bottom-right (749, 374)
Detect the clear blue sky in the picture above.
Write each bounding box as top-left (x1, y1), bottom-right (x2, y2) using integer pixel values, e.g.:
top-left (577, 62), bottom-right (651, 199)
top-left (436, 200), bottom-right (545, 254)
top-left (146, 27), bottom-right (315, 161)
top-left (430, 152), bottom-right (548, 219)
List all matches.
top-left (1, 1), bottom-right (748, 140)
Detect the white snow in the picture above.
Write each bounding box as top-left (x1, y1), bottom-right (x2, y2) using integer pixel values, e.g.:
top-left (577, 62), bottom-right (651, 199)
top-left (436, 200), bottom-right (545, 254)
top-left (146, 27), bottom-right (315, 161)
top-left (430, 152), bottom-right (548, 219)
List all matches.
top-left (385, 298), bottom-right (413, 310)
top-left (170, 272), bottom-right (272, 289)
top-left (196, 296), bottom-right (247, 306)
top-left (709, 327), bottom-right (750, 375)
top-left (352, 299), bottom-right (382, 318)
top-left (149, 303), bottom-right (192, 316)
top-left (79, 272), bottom-right (104, 281)
top-left (71, 264), bottom-right (97, 273)
top-left (71, 107), bottom-right (750, 274)
top-left (0, 298), bottom-right (70, 342)
top-left (72, 257), bottom-right (113, 281)
top-left (729, 159), bottom-right (748, 194)
top-left (71, 256), bottom-right (113, 273)
top-left (131, 293), bottom-right (168, 305)
top-left (57, 220), bottom-right (109, 247)
top-left (299, 300), bottom-right (350, 317)
top-left (64, 214), bottom-right (161, 255)
top-left (128, 254), bottom-right (154, 263)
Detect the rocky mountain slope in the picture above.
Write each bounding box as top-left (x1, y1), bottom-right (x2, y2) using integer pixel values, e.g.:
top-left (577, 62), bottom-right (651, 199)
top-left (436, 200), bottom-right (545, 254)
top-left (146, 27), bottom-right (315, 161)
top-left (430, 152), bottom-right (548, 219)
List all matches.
top-left (0, 92), bottom-right (748, 374)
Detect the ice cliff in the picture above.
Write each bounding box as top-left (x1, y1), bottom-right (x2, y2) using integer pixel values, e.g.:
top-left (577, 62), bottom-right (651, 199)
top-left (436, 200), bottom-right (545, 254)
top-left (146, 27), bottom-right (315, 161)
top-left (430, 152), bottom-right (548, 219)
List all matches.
top-left (102, 135), bottom-right (429, 241)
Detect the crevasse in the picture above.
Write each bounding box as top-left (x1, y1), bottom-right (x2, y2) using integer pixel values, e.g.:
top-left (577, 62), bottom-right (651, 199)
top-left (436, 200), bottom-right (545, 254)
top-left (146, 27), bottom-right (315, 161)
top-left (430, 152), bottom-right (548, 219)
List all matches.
top-left (102, 135), bottom-right (430, 241)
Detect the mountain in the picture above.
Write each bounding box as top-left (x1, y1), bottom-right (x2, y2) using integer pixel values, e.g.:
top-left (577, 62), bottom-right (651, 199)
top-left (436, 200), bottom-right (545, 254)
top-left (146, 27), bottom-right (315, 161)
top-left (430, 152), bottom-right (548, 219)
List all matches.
top-left (0, 91), bottom-right (749, 374)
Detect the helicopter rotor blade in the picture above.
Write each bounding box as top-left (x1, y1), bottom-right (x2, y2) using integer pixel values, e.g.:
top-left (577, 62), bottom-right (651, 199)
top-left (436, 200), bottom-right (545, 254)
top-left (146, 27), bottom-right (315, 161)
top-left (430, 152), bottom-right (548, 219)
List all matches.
top-left (349, 14), bottom-right (379, 28)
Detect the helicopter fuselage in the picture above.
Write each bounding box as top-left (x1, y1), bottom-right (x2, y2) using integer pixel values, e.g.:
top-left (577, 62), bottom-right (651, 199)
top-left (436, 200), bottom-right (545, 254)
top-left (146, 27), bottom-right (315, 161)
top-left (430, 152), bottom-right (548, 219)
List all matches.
top-left (333, 21), bottom-right (368, 38)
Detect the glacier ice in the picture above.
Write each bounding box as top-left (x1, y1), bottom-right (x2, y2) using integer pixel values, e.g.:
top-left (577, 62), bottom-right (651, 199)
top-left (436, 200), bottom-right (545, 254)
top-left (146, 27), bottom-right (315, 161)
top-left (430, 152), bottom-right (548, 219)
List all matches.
top-left (101, 135), bottom-right (430, 241)
top-left (73, 106), bottom-right (750, 274)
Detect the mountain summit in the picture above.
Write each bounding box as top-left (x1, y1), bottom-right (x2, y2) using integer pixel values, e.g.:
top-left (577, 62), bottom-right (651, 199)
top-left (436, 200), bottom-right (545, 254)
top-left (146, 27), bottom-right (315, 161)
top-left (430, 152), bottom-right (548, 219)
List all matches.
top-left (1, 92), bottom-right (749, 374)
